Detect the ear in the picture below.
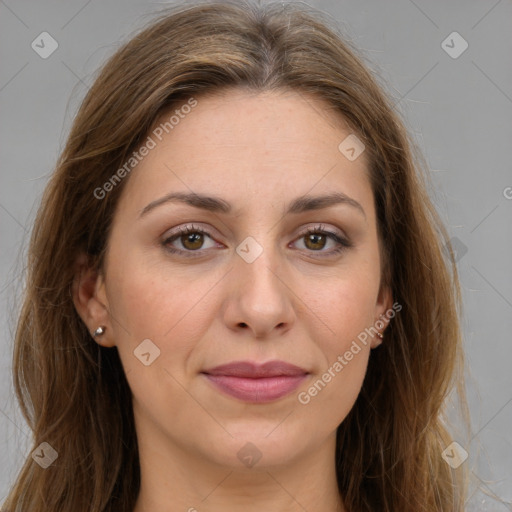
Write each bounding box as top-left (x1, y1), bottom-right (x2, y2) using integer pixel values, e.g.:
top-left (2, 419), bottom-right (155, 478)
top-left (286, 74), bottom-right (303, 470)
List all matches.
top-left (370, 281), bottom-right (393, 349)
top-left (72, 253), bottom-right (115, 347)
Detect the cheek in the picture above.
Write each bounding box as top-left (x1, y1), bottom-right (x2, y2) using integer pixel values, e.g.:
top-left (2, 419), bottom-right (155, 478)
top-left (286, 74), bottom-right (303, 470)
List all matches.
top-left (304, 271), bottom-right (380, 349)
top-left (296, 278), bottom-right (375, 424)
top-left (105, 251), bottom-right (222, 374)
top-left (107, 245), bottom-right (193, 332)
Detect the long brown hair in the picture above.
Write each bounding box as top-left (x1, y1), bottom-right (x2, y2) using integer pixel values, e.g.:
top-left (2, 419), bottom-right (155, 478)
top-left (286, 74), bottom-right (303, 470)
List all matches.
top-left (4, 1), bottom-right (468, 510)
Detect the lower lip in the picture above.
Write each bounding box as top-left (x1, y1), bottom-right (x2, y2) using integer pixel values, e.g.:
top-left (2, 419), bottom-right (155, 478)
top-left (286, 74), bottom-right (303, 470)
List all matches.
top-left (203, 374), bottom-right (307, 403)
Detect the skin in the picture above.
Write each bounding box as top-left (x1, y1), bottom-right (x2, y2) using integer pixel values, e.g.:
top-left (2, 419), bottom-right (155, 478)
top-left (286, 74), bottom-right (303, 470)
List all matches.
top-left (74, 88), bottom-right (392, 512)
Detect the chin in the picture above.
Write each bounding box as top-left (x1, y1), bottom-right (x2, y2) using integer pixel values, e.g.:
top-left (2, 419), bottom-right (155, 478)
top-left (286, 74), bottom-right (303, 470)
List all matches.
top-left (202, 421), bottom-right (304, 468)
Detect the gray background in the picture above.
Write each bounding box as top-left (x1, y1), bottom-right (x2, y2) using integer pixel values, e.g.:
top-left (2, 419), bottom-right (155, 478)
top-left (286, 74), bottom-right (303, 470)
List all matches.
top-left (1, 0), bottom-right (511, 509)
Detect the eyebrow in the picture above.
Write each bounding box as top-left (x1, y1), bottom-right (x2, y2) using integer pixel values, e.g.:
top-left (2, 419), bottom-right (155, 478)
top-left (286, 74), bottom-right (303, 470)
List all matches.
top-left (139, 191), bottom-right (366, 220)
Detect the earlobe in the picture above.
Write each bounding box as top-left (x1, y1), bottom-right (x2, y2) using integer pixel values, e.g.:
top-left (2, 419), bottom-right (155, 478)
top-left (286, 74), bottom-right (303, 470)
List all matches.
top-left (72, 253), bottom-right (115, 347)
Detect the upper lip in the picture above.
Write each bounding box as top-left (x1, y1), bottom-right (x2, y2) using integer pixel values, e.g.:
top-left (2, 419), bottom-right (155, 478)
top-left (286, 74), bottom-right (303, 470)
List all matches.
top-left (202, 360), bottom-right (308, 378)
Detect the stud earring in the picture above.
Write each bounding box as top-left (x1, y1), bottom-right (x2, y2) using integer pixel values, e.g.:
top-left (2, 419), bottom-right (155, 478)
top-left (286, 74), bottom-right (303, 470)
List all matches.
top-left (376, 331), bottom-right (384, 339)
top-left (93, 326), bottom-right (106, 337)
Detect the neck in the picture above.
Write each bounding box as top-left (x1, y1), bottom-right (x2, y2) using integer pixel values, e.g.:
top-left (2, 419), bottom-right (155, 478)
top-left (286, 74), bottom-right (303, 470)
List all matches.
top-left (132, 424), bottom-right (345, 512)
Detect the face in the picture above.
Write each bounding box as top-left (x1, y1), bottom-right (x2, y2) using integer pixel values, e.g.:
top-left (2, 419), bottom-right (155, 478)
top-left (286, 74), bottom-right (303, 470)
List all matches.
top-left (77, 88), bottom-right (391, 472)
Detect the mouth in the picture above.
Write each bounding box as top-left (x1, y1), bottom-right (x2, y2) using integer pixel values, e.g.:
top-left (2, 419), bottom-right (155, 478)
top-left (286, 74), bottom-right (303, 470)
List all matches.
top-left (201, 360), bottom-right (309, 403)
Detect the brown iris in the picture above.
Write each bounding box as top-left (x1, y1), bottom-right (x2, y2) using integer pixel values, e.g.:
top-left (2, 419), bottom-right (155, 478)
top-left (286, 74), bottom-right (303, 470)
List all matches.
top-left (304, 233), bottom-right (327, 251)
top-left (181, 232), bottom-right (204, 250)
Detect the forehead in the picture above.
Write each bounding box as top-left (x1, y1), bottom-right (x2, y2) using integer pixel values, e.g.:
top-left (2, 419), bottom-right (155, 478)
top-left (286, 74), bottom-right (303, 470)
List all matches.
top-left (117, 88), bottom-right (373, 220)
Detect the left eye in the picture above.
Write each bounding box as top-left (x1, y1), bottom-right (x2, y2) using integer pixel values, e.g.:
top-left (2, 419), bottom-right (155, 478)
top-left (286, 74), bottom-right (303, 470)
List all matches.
top-left (294, 230), bottom-right (339, 251)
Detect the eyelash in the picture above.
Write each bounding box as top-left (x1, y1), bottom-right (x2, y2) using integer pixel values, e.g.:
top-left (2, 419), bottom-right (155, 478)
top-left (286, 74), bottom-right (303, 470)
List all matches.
top-left (162, 223), bottom-right (352, 259)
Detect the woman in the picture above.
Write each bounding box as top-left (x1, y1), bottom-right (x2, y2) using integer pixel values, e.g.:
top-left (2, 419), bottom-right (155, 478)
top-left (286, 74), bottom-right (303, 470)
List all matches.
top-left (3, 1), bottom-right (467, 510)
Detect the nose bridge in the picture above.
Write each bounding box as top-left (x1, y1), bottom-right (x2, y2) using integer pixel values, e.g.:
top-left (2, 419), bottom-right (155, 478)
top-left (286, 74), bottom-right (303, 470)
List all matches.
top-left (236, 232), bottom-right (284, 302)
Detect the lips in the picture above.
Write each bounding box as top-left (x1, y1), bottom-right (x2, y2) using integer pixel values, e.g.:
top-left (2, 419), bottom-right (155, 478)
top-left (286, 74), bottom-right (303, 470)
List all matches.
top-left (201, 360), bottom-right (309, 403)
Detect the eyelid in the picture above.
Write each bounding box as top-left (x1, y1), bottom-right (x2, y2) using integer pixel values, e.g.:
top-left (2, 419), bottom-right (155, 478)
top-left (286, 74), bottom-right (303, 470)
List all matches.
top-left (299, 223), bottom-right (346, 240)
top-left (163, 222), bottom-right (220, 243)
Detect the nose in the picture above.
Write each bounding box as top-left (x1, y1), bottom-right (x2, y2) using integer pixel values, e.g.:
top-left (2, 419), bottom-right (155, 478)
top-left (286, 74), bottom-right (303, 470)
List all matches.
top-left (221, 242), bottom-right (296, 339)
